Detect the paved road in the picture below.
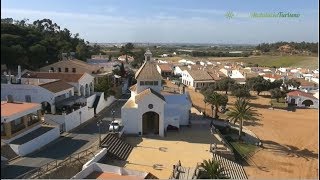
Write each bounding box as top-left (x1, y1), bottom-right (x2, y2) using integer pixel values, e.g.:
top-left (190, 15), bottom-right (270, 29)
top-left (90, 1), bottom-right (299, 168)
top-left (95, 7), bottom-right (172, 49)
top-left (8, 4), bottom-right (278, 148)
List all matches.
top-left (1, 100), bottom-right (126, 179)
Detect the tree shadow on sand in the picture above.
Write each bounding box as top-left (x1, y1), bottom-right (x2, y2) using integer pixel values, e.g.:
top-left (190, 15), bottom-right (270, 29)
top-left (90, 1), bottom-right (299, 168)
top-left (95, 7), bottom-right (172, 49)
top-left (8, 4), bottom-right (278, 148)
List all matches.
top-left (261, 140), bottom-right (318, 161)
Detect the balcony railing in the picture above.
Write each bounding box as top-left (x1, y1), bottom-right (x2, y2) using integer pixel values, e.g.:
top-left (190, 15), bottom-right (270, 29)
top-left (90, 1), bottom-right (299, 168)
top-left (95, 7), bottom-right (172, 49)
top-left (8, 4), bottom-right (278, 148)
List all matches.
top-left (28, 119), bottom-right (40, 126)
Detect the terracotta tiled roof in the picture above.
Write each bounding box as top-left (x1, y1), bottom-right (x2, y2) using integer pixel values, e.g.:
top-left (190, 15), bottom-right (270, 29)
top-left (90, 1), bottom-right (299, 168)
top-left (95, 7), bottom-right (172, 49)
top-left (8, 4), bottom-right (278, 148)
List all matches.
top-left (294, 78), bottom-right (317, 87)
top-left (186, 70), bottom-right (215, 81)
top-left (1, 101), bottom-right (41, 118)
top-left (21, 72), bottom-right (85, 82)
top-left (287, 90), bottom-right (318, 100)
top-left (135, 61), bottom-right (163, 80)
top-left (40, 59), bottom-right (100, 72)
top-left (135, 88), bottom-right (165, 102)
top-left (157, 64), bottom-right (172, 72)
top-left (39, 80), bottom-right (74, 93)
top-left (263, 74), bottom-right (283, 79)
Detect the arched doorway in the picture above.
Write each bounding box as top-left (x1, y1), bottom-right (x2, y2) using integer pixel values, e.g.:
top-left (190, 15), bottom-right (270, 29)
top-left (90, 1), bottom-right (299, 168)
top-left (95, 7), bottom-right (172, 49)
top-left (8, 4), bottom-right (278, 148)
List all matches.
top-left (80, 85), bottom-right (85, 96)
top-left (85, 84), bottom-right (90, 96)
top-left (302, 99), bottom-right (314, 107)
top-left (142, 111), bottom-right (159, 135)
top-left (90, 82), bottom-right (94, 94)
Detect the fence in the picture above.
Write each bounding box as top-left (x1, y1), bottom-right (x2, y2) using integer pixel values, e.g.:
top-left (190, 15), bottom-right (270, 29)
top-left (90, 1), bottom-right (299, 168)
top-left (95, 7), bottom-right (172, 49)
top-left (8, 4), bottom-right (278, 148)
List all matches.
top-left (16, 144), bottom-right (100, 179)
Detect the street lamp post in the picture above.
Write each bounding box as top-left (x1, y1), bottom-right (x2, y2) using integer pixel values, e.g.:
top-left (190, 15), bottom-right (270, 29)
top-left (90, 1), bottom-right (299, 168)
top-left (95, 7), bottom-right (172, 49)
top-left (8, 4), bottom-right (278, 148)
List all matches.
top-left (111, 110), bottom-right (115, 133)
top-left (97, 120), bottom-right (103, 147)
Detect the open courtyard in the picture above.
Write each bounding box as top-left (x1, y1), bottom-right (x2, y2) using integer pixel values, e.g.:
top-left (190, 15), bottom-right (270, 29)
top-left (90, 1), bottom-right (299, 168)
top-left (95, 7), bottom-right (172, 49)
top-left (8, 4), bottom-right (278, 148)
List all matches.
top-left (106, 125), bottom-right (217, 179)
top-left (180, 81), bottom-right (319, 179)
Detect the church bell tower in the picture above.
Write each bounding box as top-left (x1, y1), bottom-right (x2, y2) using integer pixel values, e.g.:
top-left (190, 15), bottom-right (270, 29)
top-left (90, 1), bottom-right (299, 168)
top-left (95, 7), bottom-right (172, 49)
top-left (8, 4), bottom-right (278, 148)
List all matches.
top-left (144, 49), bottom-right (152, 62)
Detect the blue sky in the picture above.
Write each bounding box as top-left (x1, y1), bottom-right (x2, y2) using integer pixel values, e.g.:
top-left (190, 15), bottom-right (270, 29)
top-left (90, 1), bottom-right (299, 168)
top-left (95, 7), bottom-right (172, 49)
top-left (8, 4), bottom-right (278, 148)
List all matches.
top-left (1, 0), bottom-right (318, 44)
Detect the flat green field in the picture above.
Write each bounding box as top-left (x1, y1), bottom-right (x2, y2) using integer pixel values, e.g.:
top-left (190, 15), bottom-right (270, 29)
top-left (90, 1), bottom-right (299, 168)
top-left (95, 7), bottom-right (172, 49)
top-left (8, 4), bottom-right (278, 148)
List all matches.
top-left (235, 56), bottom-right (318, 68)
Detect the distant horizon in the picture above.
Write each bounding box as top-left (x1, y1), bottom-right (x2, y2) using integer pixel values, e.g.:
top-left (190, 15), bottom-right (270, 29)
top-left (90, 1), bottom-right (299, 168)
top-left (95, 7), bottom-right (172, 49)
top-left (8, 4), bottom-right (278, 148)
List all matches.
top-left (1, 0), bottom-right (318, 43)
top-left (90, 41), bottom-right (319, 44)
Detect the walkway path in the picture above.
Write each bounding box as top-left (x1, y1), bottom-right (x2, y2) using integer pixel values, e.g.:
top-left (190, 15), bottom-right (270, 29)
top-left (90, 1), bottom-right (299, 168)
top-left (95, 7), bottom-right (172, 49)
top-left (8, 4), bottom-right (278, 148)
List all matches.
top-left (190, 107), bottom-right (260, 145)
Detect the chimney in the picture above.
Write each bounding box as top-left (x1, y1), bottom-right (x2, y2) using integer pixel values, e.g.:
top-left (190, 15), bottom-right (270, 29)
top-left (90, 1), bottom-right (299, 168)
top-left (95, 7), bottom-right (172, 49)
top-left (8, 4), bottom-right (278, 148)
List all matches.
top-left (62, 53), bottom-right (68, 60)
top-left (70, 52), bottom-right (76, 59)
top-left (17, 65), bottom-right (21, 79)
top-left (8, 70), bottom-right (11, 84)
top-left (7, 95), bottom-right (13, 103)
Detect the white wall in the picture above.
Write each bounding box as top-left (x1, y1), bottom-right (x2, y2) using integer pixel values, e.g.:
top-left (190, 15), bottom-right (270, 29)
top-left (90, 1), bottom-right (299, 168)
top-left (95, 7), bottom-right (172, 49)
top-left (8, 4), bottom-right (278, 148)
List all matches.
top-left (287, 95), bottom-right (319, 108)
top-left (1, 84), bottom-right (55, 106)
top-left (174, 66), bottom-right (183, 75)
top-left (121, 106), bottom-right (139, 134)
top-left (10, 126), bottom-right (60, 156)
top-left (73, 163), bottom-right (148, 179)
top-left (82, 148), bottom-right (108, 169)
top-left (86, 94), bottom-right (97, 108)
top-left (44, 106), bottom-right (94, 132)
top-left (95, 93), bottom-right (116, 114)
top-left (181, 70), bottom-right (194, 87)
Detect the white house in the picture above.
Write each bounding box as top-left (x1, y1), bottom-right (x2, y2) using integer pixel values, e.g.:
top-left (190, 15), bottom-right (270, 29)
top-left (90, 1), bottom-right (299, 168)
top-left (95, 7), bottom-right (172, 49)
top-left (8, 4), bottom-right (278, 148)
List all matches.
top-left (263, 74), bottom-right (283, 82)
top-left (1, 101), bottom-right (60, 156)
top-left (287, 90), bottom-right (318, 108)
top-left (219, 68), bottom-right (246, 84)
top-left (1, 82), bottom-right (95, 132)
top-left (121, 50), bottom-right (191, 137)
top-left (21, 72), bottom-right (95, 97)
top-left (181, 69), bottom-right (215, 89)
top-left (173, 66), bottom-right (188, 76)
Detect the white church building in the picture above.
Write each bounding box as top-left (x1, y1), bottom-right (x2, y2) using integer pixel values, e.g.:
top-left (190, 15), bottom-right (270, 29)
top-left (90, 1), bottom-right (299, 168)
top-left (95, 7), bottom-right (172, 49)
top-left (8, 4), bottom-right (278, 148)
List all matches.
top-left (121, 50), bottom-right (192, 137)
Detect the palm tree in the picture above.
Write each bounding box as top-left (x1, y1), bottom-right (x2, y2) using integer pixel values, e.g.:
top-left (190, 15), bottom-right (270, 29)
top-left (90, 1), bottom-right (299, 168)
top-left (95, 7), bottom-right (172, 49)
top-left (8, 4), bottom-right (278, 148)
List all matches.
top-left (198, 159), bottom-right (228, 179)
top-left (206, 92), bottom-right (228, 119)
top-left (226, 98), bottom-right (259, 140)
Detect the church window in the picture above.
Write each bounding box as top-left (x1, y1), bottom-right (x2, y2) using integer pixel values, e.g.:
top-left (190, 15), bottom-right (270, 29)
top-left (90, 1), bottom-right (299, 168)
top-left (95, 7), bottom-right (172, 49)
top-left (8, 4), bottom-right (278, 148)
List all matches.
top-left (147, 56), bottom-right (150, 61)
top-left (146, 81), bottom-right (153, 85)
top-left (148, 104), bottom-right (153, 109)
top-left (140, 81), bottom-right (145, 86)
top-left (154, 81), bottom-right (158, 85)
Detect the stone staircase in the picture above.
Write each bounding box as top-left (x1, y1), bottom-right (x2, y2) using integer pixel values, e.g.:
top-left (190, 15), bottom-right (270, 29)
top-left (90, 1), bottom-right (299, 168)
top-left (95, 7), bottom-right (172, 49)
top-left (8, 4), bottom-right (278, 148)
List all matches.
top-left (213, 154), bottom-right (247, 179)
top-left (100, 133), bottom-right (133, 160)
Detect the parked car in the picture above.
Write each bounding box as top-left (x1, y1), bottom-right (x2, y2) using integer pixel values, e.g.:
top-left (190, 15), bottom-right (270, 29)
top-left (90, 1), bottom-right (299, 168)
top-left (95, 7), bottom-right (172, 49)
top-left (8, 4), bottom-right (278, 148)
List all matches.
top-left (108, 120), bottom-right (122, 132)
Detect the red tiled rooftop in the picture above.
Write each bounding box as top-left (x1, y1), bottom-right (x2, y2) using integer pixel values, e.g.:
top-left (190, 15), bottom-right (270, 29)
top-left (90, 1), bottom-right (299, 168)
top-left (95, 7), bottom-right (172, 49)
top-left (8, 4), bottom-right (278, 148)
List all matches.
top-left (21, 72), bottom-right (85, 82)
top-left (157, 64), bottom-right (172, 72)
top-left (1, 101), bottom-right (41, 118)
top-left (39, 80), bottom-right (74, 93)
top-left (287, 90), bottom-right (317, 100)
top-left (263, 74), bottom-right (283, 79)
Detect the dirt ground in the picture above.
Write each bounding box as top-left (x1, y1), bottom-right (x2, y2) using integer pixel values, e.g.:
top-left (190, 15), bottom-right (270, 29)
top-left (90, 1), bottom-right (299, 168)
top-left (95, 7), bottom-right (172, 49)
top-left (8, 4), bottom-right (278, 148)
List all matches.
top-left (109, 126), bottom-right (215, 179)
top-left (178, 81), bottom-right (319, 179)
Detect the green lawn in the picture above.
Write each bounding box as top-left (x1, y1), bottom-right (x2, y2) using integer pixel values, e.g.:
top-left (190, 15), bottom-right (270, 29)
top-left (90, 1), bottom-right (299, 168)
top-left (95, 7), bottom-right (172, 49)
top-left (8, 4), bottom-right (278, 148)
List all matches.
top-left (225, 136), bottom-right (257, 158)
top-left (270, 98), bottom-right (288, 108)
top-left (230, 141), bottom-right (257, 158)
top-left (233, 55), bottom-right (318, 68)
